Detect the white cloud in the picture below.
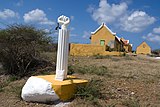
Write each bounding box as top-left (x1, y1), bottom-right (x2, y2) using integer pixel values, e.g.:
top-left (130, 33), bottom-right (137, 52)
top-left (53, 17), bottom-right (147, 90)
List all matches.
top-left (82, 31), bottom-right (91, 39)
top-left (88, 0), bottom-right (156, 33)
top-left (143, 33), bottom-right (160, 43)
top-left (23, 9), bottom-right (55, 25)
top-left (16, 0), bottom-right (23, 7)
top-left (0, 9), bottom-right (19, 19)
top-left (153, 27), bottom-right (160, 34)
top-left (143, 26), bottom-right (160, 43)
top-left (87, 5), bottom-right (95, 13)
top-left (120, 11), bottom-right (156, 32)
top-left (88, 0), bottom-right (128, 24)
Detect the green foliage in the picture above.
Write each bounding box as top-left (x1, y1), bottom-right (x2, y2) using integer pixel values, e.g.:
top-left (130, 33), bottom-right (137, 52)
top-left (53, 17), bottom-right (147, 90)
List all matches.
top-left (0, 85), bottom-right (4, 92)
top-left (75, 79), bottom-right (104, 106)
top-left (122, 52), bottom-right (126, 56)
top-left (124, 55), bottom-right (133, 60)
top-left (10, 85), bottom-right (23, 98)
top-left (0, 24), bottom-right (54, 77)
top-left (94, 54), bottom-right (111, 59)
top-left (68, 65), bottom-right (110, 76)
top-left (122, 99), bottom-right (140, 107)
top-left (0, 75), bottom-right (19, 93)
top-left (8, 75), bottom-right (19, 82)
top-left (67, 65), bottom-right (75, 75)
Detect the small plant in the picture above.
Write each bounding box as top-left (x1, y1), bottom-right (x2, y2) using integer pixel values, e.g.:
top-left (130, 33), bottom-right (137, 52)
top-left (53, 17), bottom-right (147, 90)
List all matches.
top-left (122, 52), bottom-right (126, 56)
top-left (9, 85), bottom-right (23, 99)
top-left (94, 54), bottom-right (111, 59)
top-left (125, 56), bottom-right (133, 60)
top-left (122, 99), bottom-right (140, 107)
top-left (106, 104), bottom-right (116, 107)
top-left (68, 65), bottom-right (110, 76)
top-left (7, 75), bottom-right (18, 82)
top-left (68, 65), bottom-right (75, 75)
top-left (75, 78), bottom-right (105, 106)
top-left (0, 82), bottom-right (7, 92)
top-left (68, 65), bottom-right (86, 74)
top-left (93, 66), bottom-right (109, 76)
top-left (0, 85), bottom-right (4, 92)
top-left (111, 57), bottom-right (120, 61)
top-left (0, 75), bottom-right (19, 93)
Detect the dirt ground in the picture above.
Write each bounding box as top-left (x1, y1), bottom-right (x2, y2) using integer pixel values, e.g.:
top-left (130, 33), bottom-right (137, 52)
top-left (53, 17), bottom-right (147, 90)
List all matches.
top-left (0, 54), bottom-right (160, 107)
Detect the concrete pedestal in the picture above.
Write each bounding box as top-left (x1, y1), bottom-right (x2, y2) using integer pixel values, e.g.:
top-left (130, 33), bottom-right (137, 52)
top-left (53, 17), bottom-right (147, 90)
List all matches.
top-left (21, 75), bottom-right (88, 102)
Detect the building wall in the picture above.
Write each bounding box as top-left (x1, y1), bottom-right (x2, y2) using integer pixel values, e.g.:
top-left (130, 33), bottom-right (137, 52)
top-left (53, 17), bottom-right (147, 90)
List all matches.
top-left (70, 44), bottom-right (104, 56)
top-left (128, 44), bottom-right (132, 52)
top-left (124, 45), bottom-right (132, 52)
top-left (91, 26), bottom-right (115, 47)
top-left (114, 38), bottom-right (124, 52)
top-left (136, 42), bottom-right (151, 55)
top-left (124, 45), bottom-right (129, 52)
top-left (70, 43), bottom-right (124, 56)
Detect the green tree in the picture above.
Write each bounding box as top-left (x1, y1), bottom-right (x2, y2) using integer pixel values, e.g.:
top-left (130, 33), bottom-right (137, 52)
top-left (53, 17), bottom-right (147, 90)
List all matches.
top-left (0, 24), bottom-right (53, 77)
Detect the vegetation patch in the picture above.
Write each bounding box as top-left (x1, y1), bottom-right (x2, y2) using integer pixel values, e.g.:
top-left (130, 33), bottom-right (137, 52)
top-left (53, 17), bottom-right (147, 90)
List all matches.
top-left (94, 54), bottom-right (111, 59)
top-left (122, 99), bottom-right (140, 107)
top-left (0, 25), bottom-right (55, 78)
top-left (75, 78), bottom-right (105, 106)
top-left (68, 65), bottom-right (110, 76)
top-left (0, 75), bottom-right (20, 93)
top-left (9, 85), bottom-right (23, 99)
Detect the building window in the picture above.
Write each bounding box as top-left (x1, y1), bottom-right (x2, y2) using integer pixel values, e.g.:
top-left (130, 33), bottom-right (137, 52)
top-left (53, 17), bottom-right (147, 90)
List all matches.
top-left (100, 40), bottom-right (105, 46)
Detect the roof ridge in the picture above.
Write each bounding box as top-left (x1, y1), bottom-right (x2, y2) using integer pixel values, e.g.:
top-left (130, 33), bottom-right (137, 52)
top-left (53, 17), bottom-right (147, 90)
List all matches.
top-left (91, 23), bottom-right (116, 35)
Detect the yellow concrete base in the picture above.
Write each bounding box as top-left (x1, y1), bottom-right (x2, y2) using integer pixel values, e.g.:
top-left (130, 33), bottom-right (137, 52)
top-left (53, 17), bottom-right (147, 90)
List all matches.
top-left (35, 75), bottom-right (88, 101)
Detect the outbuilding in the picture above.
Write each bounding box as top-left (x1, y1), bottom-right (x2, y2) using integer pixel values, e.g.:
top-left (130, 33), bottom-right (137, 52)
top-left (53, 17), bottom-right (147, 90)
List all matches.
top-left (136, 42), bottom-right (151, 55)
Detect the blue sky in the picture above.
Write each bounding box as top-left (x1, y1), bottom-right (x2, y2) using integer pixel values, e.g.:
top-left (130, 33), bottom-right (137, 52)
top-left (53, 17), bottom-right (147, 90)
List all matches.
top-left (0, 0), bottom-right (160, 50)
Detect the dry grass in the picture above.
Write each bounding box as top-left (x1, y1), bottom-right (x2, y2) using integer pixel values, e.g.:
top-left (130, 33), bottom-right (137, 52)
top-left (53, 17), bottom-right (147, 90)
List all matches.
top-left (0, 53), bottom-right (160, 107)
top-left (69, 55), bottom-right (160, 107)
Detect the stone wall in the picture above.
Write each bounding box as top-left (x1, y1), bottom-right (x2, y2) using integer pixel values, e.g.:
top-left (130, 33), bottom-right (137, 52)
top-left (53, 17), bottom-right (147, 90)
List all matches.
top-left (70, 43), bottom-right (124, 56)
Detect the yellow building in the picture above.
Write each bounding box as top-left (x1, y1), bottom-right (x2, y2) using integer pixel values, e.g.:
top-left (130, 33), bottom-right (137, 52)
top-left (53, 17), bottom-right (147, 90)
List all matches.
top-left (90, 23), bottom-right (124, 51)
top-left (121, 38), bottom-right (132, 52)
top-left (136, 42), bottom-right (151, 55)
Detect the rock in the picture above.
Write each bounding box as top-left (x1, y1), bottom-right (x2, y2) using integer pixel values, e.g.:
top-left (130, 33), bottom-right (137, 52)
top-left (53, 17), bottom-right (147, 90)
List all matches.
top-left (131, 92), bottom-right (135, 95)
top-left (21, 77), bottom-right (59, 103)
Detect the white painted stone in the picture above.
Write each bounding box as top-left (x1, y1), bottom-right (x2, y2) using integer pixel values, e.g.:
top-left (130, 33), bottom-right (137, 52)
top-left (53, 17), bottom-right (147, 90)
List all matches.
top-left (21, 77), bottom-right (59, 102)
top-left (155, 57), bottom-right (160, 59)
top-left (55, 15), bottom-right (70, 81)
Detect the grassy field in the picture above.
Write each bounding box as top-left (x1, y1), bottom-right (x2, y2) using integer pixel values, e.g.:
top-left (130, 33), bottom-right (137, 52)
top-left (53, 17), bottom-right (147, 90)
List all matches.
top-left (0, 53), bottom-right (160, 107)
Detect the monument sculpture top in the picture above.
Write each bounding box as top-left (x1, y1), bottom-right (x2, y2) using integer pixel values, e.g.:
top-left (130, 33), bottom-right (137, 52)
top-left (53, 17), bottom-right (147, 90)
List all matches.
top-left (58, 15), bottom-right (70, 29)
top-left (55, 15), bottom-right (70, 81)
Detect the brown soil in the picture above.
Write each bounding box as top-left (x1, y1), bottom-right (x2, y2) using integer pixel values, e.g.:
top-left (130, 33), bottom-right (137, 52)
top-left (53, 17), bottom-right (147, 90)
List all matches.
top-left (0, 54), bottom-right (160, 107)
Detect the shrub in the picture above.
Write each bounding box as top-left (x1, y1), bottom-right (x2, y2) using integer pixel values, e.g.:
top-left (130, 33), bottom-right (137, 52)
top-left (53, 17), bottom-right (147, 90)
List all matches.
top-left (75, 78), bottom-right (105, 106)
top-left (122, 99), bottom-right (140, 107)
top-left (94, 54), bottom-right (111, 59)
top-left (67, 65), bottom-right (75, 75)
top-left (68, 65), bottom-right (110, 76)
top-left (0, 24), bottom-right (54, 77)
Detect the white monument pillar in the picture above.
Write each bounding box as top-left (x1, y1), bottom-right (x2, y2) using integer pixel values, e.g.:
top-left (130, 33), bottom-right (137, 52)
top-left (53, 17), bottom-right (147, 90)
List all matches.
top-left (55, 15), bottom-right (70, 81)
